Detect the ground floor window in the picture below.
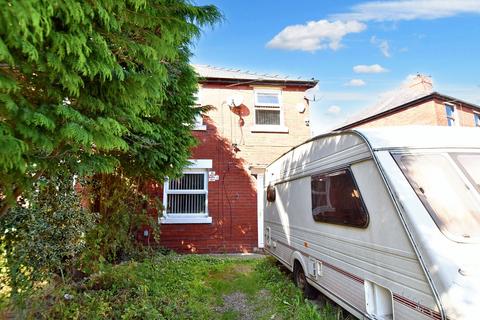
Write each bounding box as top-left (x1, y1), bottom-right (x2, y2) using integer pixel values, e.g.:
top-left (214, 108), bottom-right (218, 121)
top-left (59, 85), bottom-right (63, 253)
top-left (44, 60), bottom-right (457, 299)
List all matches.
top-left (161, 159), bottom-right (212, 224)
top-left (165, 171), bottom-right (208, 214)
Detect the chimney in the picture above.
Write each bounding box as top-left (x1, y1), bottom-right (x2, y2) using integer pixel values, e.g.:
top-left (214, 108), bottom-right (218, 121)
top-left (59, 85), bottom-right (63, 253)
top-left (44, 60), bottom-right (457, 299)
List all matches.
top-left (406, 74), bottom-right (433, 92)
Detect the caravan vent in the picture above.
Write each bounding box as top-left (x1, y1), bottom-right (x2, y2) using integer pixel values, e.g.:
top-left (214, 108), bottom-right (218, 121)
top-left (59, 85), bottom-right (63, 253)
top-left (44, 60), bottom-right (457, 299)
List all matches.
top-left (364, 280), bottom-right (394, 320)
top-left (307, 259), bottom-right (323, 280)
top-left (265, 227), bottom-right (272, 247)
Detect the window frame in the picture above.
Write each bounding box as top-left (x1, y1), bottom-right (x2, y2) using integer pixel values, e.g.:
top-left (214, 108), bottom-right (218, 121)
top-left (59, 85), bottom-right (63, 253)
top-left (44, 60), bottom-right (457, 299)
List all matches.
top-left (474, 112), bottom-right (480, 127)
top-left (193, 89), bottom-right (206, 131)
top-left (251, 89), bottom-right (288, 133)
top-left (445, 104), bottom-right (457, 127)
top-left (310, 167), bottom-right (370, 229)
top-left (160, 159), bottom-right (212, 224)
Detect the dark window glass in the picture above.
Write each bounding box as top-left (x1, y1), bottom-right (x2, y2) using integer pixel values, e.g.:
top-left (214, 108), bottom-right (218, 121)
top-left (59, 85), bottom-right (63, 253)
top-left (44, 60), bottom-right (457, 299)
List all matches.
top-left (445, 104), bottom-right (455, 126)
top-left (475, 113), bottom-right (480, 127)
top-left (267, 185), bottom-right (276, 202)
top-left (167, 194), bottom-right (206, 214)
top-left (311, 170), bottom-right (369, 228)
top-left (166, 173), bottom-right (207, 214)
top-left (169, 173), bottom-right (204, 190)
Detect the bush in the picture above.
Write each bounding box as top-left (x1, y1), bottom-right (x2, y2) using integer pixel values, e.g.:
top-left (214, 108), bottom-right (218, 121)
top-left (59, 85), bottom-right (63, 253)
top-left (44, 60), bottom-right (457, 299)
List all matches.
top-left (0, 173), bottom-right (96, 306)
top-left (79, 173), bottom-right (161, 273)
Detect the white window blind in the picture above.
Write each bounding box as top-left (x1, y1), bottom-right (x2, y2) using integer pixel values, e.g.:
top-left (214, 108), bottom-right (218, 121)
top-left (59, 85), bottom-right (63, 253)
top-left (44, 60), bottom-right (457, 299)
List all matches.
top-left (254, 90), bottom-right (281, 126)
top-left (165, 172), bottom-right (208, 215)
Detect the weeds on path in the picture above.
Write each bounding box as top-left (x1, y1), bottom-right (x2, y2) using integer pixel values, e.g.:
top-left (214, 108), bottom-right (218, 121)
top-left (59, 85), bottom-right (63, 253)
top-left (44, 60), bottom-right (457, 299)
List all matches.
top-left (1, 255), bottom-right (343, 319)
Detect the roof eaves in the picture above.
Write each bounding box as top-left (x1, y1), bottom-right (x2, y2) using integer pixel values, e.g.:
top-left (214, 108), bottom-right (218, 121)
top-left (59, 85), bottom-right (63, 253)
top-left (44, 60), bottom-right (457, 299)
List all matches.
top-left (431, 92), bottom-right (480, 110)
top-left (336, 92), bottom-right (437, 130)
top-left (337, 92), bottom-right (480, 131)
top-left (198, 77), bottom-right (318, 88)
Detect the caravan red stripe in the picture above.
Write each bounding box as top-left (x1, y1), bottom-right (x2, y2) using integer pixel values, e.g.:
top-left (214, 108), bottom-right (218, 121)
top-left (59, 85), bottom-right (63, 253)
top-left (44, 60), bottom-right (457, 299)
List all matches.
top-left (321, 260), bottom-right (364, 284)
top-left (269, 239), bottom-right (443, 320)
top-left (393, 294), bottom-right (442, 320)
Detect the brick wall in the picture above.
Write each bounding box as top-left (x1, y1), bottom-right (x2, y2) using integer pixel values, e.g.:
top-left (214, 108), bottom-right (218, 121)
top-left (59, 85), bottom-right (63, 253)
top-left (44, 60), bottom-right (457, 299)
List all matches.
top-left (146, 117), bottom-right (259, 253)
top-left (199, 84), bottom-right (311, 167)
top-left (356, 101), bottom-right (438, 128)
top-left (352, 99), bottom-right (480, 129)
top-left (144, 83), bottom-right (312, 253)
top-left (433, 99), bottom-right (478, 127)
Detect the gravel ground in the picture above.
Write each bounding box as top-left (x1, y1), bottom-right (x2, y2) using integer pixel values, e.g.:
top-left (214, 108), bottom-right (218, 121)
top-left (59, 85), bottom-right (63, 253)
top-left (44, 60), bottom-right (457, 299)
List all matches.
top-left (216, 292), bottom-right (255, 320)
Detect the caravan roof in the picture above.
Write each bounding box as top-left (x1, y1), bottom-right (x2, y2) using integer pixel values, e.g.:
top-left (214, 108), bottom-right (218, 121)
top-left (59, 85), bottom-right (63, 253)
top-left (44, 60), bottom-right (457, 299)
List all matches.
top-left (351, 126), bottom-right (480, 150)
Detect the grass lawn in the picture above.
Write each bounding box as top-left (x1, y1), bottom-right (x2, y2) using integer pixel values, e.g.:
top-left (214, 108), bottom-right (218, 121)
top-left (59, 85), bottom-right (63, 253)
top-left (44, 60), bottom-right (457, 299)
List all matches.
top-left (1, 254), bottom-right (345, 319)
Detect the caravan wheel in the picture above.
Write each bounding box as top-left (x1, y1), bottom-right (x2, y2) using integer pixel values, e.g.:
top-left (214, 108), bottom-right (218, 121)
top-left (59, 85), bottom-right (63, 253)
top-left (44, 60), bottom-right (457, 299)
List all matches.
top-left (293, 262), bottom-right (319, 300)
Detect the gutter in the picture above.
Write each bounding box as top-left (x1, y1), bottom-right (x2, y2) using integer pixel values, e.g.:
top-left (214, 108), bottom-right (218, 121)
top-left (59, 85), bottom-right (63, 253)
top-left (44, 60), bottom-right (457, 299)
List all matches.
top-left (199, 77), bottom-right (318, 88)
top-left (337, 92), bottom-right (480, 131)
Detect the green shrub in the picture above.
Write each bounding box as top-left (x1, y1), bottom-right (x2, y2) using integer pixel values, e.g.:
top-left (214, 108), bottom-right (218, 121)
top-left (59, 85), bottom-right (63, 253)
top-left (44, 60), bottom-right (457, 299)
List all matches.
top-left (0, 173), bottom-right (96, 306)
top-left (80, 172), bottom-right (161, 274)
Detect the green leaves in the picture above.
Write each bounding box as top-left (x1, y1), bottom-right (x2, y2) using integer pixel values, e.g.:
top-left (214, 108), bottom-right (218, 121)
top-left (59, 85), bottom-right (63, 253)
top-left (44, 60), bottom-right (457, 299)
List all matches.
top-left (0, 173), bottom-right (97, 303)
top-left (0, 129), bottom-right (27, 172)
top-left (0, 0), bottom-right (221, 206)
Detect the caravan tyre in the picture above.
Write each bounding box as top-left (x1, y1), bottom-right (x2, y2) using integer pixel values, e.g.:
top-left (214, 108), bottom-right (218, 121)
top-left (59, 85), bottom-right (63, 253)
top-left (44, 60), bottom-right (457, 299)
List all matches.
top-left (293, 262), bottom-right (319, 300)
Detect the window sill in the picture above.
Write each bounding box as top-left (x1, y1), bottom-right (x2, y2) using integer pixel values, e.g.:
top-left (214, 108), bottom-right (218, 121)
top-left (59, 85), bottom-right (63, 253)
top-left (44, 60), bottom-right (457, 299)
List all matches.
top-left (160, 215), bottom-right (212, 224)
top-left (193, 124), bottom-right (207, 131)
top-left (250, 125), bottom-right (289, 133)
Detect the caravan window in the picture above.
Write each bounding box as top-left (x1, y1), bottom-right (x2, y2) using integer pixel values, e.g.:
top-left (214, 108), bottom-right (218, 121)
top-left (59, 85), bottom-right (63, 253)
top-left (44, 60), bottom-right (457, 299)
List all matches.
top-left (453, 153), bottom-right (480, 194)
top-left (311, 169), bottom-right (369, 228)
top-left (394, 153), bottom-right (480, 241)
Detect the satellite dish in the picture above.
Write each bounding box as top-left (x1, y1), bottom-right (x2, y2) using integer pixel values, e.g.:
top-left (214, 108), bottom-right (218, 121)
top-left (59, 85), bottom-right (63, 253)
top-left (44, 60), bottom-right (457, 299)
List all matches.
top-left (226, 94), bottom-right (244, 108)
top-left (296, 103), bottom-right (306, 113)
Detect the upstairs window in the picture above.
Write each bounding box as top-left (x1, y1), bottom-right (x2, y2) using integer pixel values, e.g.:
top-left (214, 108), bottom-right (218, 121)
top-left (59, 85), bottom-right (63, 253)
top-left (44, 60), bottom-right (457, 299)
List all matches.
top-left (445, 104), bottom-right (456, 126)
top-left (193, 90), bottom-right (206, 130)
top-left (311, 169), bottom-right (369, 228)
top-left (254, 90), bottom-right (282, 126)
top-left (474, 113), bottom-right (480, 127)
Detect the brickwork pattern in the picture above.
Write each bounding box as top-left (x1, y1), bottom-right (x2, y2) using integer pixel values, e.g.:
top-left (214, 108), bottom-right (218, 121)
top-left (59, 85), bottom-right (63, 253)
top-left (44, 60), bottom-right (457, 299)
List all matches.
top-left (148, 84), bottom-right (312, 253)
top-left (354, 99), bottom-right (479, 129)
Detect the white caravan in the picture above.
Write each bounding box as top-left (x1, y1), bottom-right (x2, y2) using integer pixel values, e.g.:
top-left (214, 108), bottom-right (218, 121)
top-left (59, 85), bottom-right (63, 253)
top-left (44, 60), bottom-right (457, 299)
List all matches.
top-left (263, 126), bottom-right (480, 320)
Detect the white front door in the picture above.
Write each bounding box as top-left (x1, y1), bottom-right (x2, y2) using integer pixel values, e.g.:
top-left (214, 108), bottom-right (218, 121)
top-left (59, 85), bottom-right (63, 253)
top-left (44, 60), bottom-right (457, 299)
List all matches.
top-left (257, 173), bottom-right (265, 248)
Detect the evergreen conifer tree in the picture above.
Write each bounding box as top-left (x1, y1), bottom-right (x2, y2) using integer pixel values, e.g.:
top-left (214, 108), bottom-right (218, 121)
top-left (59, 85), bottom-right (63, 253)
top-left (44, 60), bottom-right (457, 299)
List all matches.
top-left (0, 0), bottom-right (221, 214)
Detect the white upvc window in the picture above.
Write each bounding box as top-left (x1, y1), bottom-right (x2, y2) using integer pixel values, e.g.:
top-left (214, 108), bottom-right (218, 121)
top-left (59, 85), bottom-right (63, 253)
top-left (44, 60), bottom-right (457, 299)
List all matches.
top-left (474, 112), bottom-right (480, 127)
top-left (161, 159), bottom-right (212, 224)
top-left (193, 114), bottom-right (206, 130)
top-left (251, 89), bottom-right (288, 133)
top-left (445, 104), bottom-right (457, 127)
top-left (193, 89), bottom-right (206, 131)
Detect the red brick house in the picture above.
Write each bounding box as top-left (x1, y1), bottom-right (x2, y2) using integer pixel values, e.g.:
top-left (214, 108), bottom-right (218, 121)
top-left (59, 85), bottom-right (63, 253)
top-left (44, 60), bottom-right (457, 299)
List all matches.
top-left (148, 65), bottom-right (317, 253)
top-left (336, 75), bottom-right (480, 130)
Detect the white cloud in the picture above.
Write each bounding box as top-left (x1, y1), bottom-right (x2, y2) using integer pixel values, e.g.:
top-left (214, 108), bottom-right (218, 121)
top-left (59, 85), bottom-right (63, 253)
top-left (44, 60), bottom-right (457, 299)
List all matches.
top-left (370, 36), bottom-right (391, 57)
top-left (327, 105), bottom-right (342, 114)
top-left (266, 20), bottom-right (366, 52)
top-left (345, 79), bottom-right (366, 87)
top-left (353, 64), bottom-right (388, 74)
top-left (331, 0), bottom-right (480, 22)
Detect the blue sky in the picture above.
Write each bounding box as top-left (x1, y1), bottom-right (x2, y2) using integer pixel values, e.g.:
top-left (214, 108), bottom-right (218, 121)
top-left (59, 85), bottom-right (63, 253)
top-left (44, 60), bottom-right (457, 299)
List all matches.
top-left (191, 0), bottom-right (480, 133)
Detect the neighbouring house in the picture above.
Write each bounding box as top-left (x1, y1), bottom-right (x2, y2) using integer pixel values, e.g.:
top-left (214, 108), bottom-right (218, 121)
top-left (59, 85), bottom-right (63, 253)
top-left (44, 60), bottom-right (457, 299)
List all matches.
top-left (145, 65), bottom-right (318, 253)
top-left (336, 74), bottom-right (480, 130)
